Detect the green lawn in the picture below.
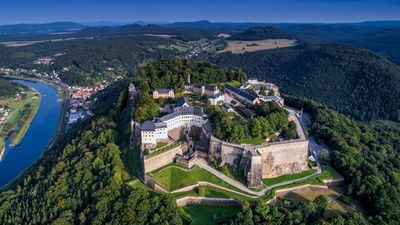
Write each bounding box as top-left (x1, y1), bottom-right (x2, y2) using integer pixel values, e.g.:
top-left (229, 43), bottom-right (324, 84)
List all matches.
top-left (227, 80), bottom-right (242, 88)
top-left (218, 165), bottom-right (247, 185)
top-left (319, 166), bottom-right (343, 180)
top-left (150, 165), bottom-right (241, 192)
top-left (156, 141), bottom-right (168, 148)
top-left (11, 96), bottom-right (40, 146)
top-left (261, 166), bottom-right (343, 202)
top-left (146, 143), bottom-right (180, 158)
top-left (263, 169), bottom-right (317, 186)
top-left (0, 90), bottom-right (41, 147)
top-left (180, 205), bottom-right (240, 225)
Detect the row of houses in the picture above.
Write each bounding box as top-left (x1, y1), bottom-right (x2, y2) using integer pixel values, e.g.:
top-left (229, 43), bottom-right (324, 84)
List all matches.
top-left (225, 84), bottom-right (261, 105)
top-left (152, 83), bottom-right (221, 100)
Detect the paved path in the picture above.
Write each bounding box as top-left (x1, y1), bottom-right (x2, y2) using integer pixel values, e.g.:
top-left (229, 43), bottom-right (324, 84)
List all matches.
top-left (194, 158), bottom-right (322, 197)
top-left (194, 159), bottom-right (260, 196)
top-left (285, 107), bottom-right (306, 140)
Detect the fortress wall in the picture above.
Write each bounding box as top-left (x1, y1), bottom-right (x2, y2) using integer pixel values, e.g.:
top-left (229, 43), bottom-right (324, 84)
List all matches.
top-left (143, 145), bottom-right (184, 173)
top-left (176, 197), bottom-right (242, 207)
top-left (221, 145), bottom-right (244, 165)
top-left (257, 140), bottom-right (309, 178)
top-left (208, 134), bottom-right (244, 164)
top-left (247, 154), bottom-right (263, 188)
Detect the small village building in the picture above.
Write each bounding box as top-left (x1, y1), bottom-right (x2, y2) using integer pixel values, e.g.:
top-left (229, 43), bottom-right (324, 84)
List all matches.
top-left (177, 96), bottom-right (190, 107)
top-left (247, 77), bottom-right (259, 84)
top-left (68, 112), bottom-right (80, 124)
top-left (209, 93), bottom-right (225, 105)
top-left (192, 84), bottom-right (220, 97)
top-left (204, 85), bottom-right (219, 97)
top-left (153, 89), bottom-right (174, 99)
top-left (225, 84), bottom-right (260, 105)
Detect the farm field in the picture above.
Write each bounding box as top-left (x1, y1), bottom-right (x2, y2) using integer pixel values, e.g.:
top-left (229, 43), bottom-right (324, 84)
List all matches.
top-left (217, 39), bottom-right (296, 54)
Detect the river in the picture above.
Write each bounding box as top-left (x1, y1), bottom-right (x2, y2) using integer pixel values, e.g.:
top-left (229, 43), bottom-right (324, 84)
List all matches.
top-left (0, 80), bottom-right (62, 187)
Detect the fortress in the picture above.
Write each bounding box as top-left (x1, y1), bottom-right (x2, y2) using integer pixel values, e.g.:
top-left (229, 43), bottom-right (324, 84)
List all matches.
top-left (202, 126), bottom-right (309, 188)
top-left (135, 79), bottom-right (310, 189)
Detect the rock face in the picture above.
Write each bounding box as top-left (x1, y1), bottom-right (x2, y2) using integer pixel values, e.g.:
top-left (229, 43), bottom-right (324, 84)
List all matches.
top-left (203, 127), bottom-right (309, 188)
top-left (256, 140), bottom-right (309, 178)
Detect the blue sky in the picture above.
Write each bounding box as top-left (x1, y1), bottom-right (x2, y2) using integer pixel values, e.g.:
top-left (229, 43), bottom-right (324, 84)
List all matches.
top-left (1, 0), bottom-right (400, 24)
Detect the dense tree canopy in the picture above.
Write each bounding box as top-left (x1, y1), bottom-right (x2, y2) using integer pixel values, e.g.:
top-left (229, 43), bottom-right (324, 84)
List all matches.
top-left (207, 101), bottom-right (296, 143)
top-left (135, 59), bottom-right (246, 92)
top-left (0, 36), bottom-right (180, 86)
top-left (133, 59), bottom-right (246, 123)
top-left (229, 198), bottom-right (367, 225)
top-left (285, 96), bottom-right (400, 224)
top-left (211, 42), bottom-right (400, 122)
top-left (0, 83), bottom-right (182, 225)
top-left (0, 79), bottom-right (26, 97)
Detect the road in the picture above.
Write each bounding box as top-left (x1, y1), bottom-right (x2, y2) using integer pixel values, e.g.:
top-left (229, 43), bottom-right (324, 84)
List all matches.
top-left (194, 158), bottom-right (260, 196)
top-left (194, 158), bottom-right (321, 197)
top-left (43, 79), bottom-right (69, 149)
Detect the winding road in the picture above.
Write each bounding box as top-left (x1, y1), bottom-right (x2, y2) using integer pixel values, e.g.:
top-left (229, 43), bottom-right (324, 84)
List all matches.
top-left (194, 158), bottom-right (321, 197)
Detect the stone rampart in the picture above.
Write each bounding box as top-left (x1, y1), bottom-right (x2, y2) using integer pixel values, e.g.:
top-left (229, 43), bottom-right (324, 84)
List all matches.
top-left (255, 140), bottom-right (309, 178)
top-left (143, 144), bottom-right (187, 173)
top-left (176, 197), bottom-right (243, 207)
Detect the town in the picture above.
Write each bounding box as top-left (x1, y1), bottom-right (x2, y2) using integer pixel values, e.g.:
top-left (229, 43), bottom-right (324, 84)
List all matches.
top-left (0, 65), bottom-right (123, 126)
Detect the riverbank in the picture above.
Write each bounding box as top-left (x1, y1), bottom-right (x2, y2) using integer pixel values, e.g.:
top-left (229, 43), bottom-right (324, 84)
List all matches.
top-left (10, 90), bottom-right (41, 146)
top-left (0, 86), bottom-right (41, 155)
top-left (0, 74), bottom-right (68, 151)
top-left (0, 80), bottom-right (63, 187)
top-left (0, 146), bottom-right (4, 161)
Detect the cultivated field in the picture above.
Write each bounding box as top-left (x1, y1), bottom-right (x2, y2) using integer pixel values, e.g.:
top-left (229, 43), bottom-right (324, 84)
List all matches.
top-left (217, 39), bottom-right (296, 54)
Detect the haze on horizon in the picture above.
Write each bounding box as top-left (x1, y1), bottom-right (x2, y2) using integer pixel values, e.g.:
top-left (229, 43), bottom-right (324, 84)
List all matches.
top-left (1, 0), bottom-right (400, 25)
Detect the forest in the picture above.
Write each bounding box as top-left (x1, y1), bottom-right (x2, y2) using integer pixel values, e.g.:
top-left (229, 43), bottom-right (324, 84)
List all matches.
top-left (211, 42), bottom-right (400, 122)
top-left (0, 76), bottom-right (398, 224)
top-left (207, 101), bottom-right (297, 143)
top-left (0, 81), bottom-right (182, 225)
top-left (0, 79), bottom-right (25, 97)
top-left (133, 59), bottom-right (246, 123)
top-left (0, 35), bottom-right (181, 86)
top-left (229, 26), bottom-right (293, 40)
top-left (228, 199), bottom-right (367, 225)
top-left (284, 96), bottom-right (400, 224)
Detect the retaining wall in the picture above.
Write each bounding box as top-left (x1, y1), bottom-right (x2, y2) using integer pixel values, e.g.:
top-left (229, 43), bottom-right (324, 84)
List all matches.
top-left (143, 144), bottom-right (187, 173)
top-left (176, 197), bottom-right (243, 207)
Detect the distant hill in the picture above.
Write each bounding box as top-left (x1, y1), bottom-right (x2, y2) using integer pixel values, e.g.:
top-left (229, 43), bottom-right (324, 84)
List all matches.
top-left (77, 23), bottom-right (221, 41)
top-left (211, 42), bottom-right (400, 121)
top-left (360, 20), bottom-right (400, 27)
top-left (278, 24), bottom-right (400, 65)
top-left (0, 22), bottom-right (86, 41)
top-left (0, 22), bottom-right (85, 33)
top-left (160, 20), bottom-right (400, 65)
top-left (229, 26), bottom-right (293, 40)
